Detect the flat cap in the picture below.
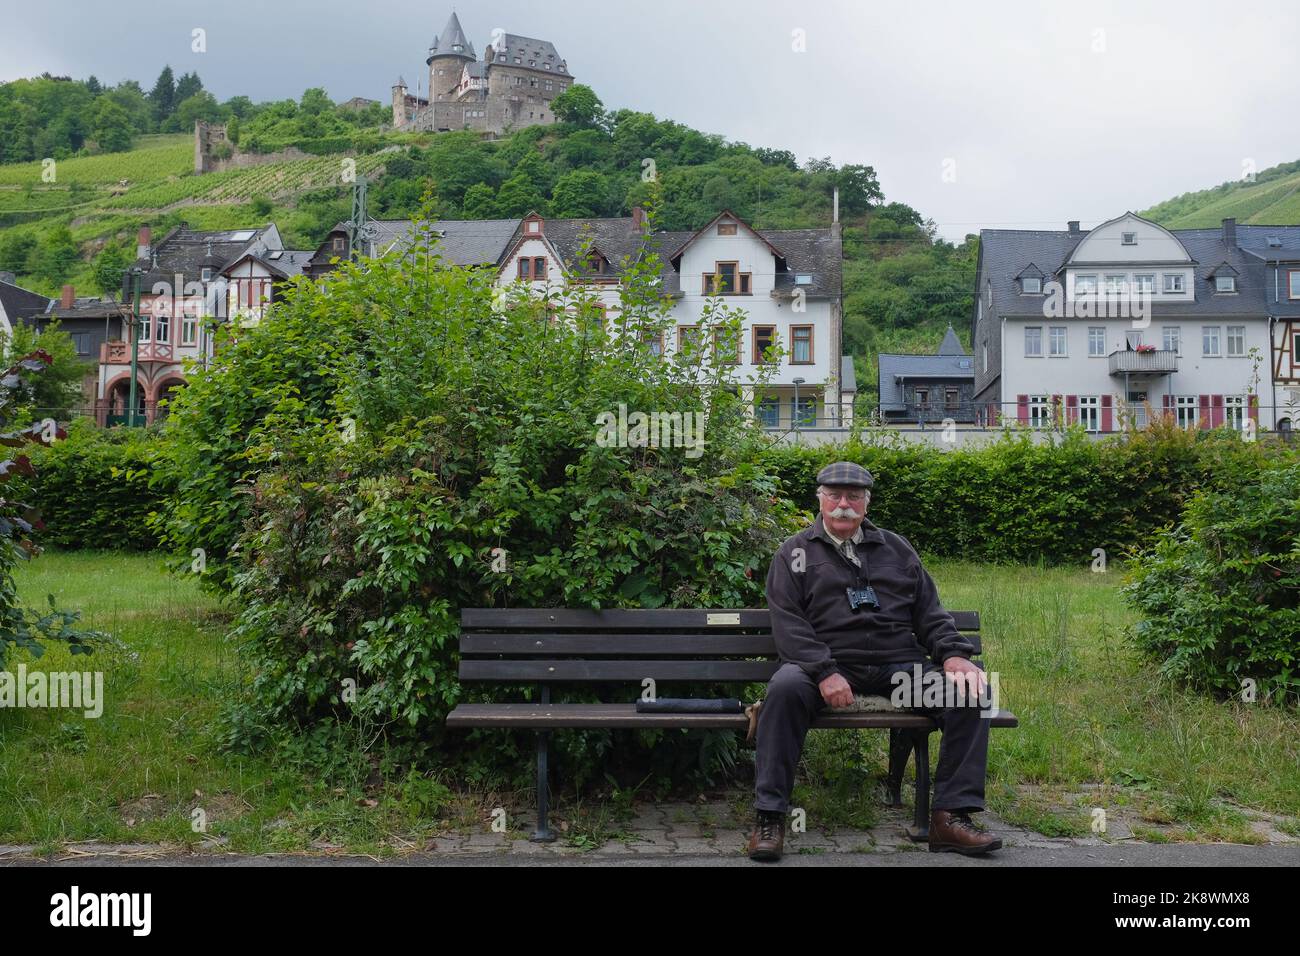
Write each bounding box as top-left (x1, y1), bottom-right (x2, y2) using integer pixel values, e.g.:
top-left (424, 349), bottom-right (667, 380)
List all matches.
top-left (816, 461), bottom-right (874, 489)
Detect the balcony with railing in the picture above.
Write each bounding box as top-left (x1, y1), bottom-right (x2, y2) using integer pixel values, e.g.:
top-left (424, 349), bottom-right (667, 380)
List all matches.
top-left (1108, 348), bottom-right (1178, 375)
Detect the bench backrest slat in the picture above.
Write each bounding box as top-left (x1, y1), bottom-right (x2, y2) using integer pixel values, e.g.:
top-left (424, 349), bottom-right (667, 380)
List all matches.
top-left (461, 659), bottom-right (780, 682)
top-left (462, 607), bottom-right (980, 632)
top-left (457, 607), bottom-right (984, 683)
top-left (462, 633), bottom-right (783, 655)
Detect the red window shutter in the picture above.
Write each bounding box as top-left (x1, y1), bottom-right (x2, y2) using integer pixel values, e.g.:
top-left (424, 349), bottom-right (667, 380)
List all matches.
top-left (1198, 394), bottom-right (1211, 429)
top-left (1162, 393), bottom-right (1173, 421)
top-left (1101, 394), bottom-right (1113, 431)
top-left (1249, 394), bottom-right (1259, 422)
top-left (1066, 394), bottom-right (1078, 424)
top-left (1211, 394), bottom-right (1224, 427)
top-left (1017, 394), bottom-right (1029, 424)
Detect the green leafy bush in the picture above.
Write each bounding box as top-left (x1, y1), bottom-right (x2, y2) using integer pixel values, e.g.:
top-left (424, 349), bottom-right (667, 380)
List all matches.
top-left (1122, 461), bottom-right (1299, 705)
top-left (162, 208), bottom-right (798, 785)
top-left (21, 419), bottom-right (166, 551)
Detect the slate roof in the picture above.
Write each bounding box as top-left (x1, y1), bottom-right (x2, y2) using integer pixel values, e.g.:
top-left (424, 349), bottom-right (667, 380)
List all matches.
top-left (133, 225), bottom-right (281, 289)
top-left (222, 249), bottom-right (316, 280)
top-left (877, 328), bottom-right (974, 412)
top-left (978, 224), bottom-right (1284, 320)
top-left (430, 12), bottom-right (475, 60)
top-left (0, 278), bottom-right (51, 324)
top-left (45, 296), bottom-right (125, 320)
top-left (493, 33), bottom-right (566, 71)
top-left (314, 215), bottom-right (841, 301)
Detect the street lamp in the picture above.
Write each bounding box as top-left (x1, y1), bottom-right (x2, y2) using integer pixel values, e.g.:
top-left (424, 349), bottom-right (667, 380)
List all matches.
top-left (792, 377), bottom-right (805, 432)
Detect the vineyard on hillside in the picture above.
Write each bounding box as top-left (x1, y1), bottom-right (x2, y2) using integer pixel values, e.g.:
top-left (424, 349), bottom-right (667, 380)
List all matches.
top-left (0, 136), bottom-right (390, 218)
top-left (0, 135), bottom-right (193, 187)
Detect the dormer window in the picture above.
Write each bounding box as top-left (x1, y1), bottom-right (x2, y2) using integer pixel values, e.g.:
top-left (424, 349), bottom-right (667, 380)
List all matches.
top-left (1074, 275), bottom-right (1098, 295)
top-left (1021, 276), bottom-right (1042, 294)
top-left (794, 274), bottom-right (813, 285)
top-left (525, 217), bottom-right (542, 235)
top-left (1163, 273), bottom-right (1185, 293)
top-left (201, 268), bottom-right (213, 283)
top-left (1215, 275), bottom-right (1236, 293)
top-left (1121, 232), bottom-right (1137, 245)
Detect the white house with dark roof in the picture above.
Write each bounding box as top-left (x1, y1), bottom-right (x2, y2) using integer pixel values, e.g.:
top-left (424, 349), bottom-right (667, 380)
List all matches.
top-left (973, 212), bottom-right (1290, 432)
top-left (309, 207), bottom-right (850, 428)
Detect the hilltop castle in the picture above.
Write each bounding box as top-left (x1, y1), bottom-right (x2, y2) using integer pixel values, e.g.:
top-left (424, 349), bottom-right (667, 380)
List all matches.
top-left (391, 12), bottom-right (574, 136)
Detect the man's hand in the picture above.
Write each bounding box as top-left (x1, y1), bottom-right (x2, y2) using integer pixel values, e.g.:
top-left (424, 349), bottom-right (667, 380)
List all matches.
top-left (943, 656), bottom-right (988, 703)
top-left (818, 672), bottom-right (854, 709)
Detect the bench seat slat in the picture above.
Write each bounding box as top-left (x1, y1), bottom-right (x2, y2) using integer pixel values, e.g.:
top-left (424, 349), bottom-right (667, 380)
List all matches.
top-left (446, 702), bottom-right (1019, 729)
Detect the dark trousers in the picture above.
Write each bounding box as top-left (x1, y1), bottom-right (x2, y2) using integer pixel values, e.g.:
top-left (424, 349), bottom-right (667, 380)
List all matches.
top-left (753, 660), bottom-right (990, 814)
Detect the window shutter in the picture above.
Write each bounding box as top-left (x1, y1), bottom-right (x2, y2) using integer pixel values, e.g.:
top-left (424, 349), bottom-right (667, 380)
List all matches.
top-left (1016, 394), bottom-right (1029, 424)
top-left (1101, 394), bottom-right (1113, 431)
top-left (1249, 394), bottom-right (1259, 423)
top-left (1066, 394), bottom-right (1078, 424)
top-left (1198, 394), bottom-right (1211, 429)
top-left (1211, 394), bottom-right (1224, 427)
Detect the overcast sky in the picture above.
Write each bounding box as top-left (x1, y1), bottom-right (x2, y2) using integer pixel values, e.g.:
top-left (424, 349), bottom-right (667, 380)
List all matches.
top-left (3, 0), bottom-right (1297, 241)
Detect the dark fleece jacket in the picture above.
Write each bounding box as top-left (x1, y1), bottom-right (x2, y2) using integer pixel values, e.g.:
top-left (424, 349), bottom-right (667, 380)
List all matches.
top-left (765, 514), bottom-right (974, 683)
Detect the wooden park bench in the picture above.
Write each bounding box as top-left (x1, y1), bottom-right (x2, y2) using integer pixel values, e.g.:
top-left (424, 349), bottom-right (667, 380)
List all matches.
top-left (446, 608), bottom-right (1018, 842)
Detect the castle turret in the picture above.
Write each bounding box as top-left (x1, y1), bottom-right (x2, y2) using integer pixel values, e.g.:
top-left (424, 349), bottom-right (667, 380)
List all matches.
top-left (426, 11), bottom-right (476, 103)
top-left (391, 76), bottom-right (408, 127)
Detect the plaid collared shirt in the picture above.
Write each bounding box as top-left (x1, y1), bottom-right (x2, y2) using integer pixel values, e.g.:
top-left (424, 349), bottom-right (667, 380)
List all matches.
top-left (824, 524), bottom-right (865, 568)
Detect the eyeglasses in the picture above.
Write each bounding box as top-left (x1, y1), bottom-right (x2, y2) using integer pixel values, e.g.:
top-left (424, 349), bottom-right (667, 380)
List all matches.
top-left (819, 489), bottom-right (867, 504)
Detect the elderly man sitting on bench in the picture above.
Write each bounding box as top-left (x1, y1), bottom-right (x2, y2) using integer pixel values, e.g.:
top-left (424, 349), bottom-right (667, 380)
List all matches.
top-left (748, 460), bottom-right (1000, 862)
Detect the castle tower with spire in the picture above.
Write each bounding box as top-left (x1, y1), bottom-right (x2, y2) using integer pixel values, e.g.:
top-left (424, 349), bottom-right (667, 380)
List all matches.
top-left (390, 11), bottom-right (575, 136)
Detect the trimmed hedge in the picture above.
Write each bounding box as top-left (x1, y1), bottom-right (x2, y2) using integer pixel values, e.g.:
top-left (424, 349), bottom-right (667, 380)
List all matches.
top-left (760, 422), bottom-right (1295, 565)
top-left (19, 419), bottom-right (168, 551)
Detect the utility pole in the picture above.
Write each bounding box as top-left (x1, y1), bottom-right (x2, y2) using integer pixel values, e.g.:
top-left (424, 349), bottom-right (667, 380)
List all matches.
top-left (128, 267), bottom-right (142, 427)
top-left (347, 176), bottom-right (370, 260)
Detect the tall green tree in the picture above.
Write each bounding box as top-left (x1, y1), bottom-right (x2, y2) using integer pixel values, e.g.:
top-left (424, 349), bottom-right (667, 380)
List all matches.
top-left (91, 97), bottom-right (133, 152)
top-left (550, 84), bottom-right (605, 128)
top-left (174, 71), bottom-right (203, 104)
top-left (148, 65), bottom-right (176, 123)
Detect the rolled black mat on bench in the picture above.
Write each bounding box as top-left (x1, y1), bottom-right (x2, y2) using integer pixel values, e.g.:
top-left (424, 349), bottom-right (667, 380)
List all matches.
top-left (635, 698), bottom-right (744, 713)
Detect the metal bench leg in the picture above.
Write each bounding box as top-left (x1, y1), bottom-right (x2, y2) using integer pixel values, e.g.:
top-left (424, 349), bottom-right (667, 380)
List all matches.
top-left (532, 729), bottom-right (556, 842)
top-left (905, 729), bottom-right (932, 842)
top-left (886, 728), bottom-right (910, 807)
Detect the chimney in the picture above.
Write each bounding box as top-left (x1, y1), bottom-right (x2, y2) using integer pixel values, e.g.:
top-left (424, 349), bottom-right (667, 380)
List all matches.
top-left (1222, 217), bottom-right (1237, 246)
top-left (833, 186), bottom-right (840, 224)
top-left (631, 206), bottom-right (645, 230)
top-left (137, 225), bottom-right (151, 260)
top-left (60, 284), bottom-right (75, 310)
top-left (1067, 220), bottom-right (1081, 234)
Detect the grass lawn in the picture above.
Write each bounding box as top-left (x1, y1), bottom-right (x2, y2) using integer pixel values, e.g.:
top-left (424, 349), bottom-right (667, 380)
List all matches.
top-left (1, 551), bottom-right (1296, 853)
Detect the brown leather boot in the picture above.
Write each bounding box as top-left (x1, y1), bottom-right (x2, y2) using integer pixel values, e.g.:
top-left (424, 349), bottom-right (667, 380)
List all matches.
top-left (748, 810), bottom-right (785, 861)
top-left (928, 809), bottom-right (1002, 855)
